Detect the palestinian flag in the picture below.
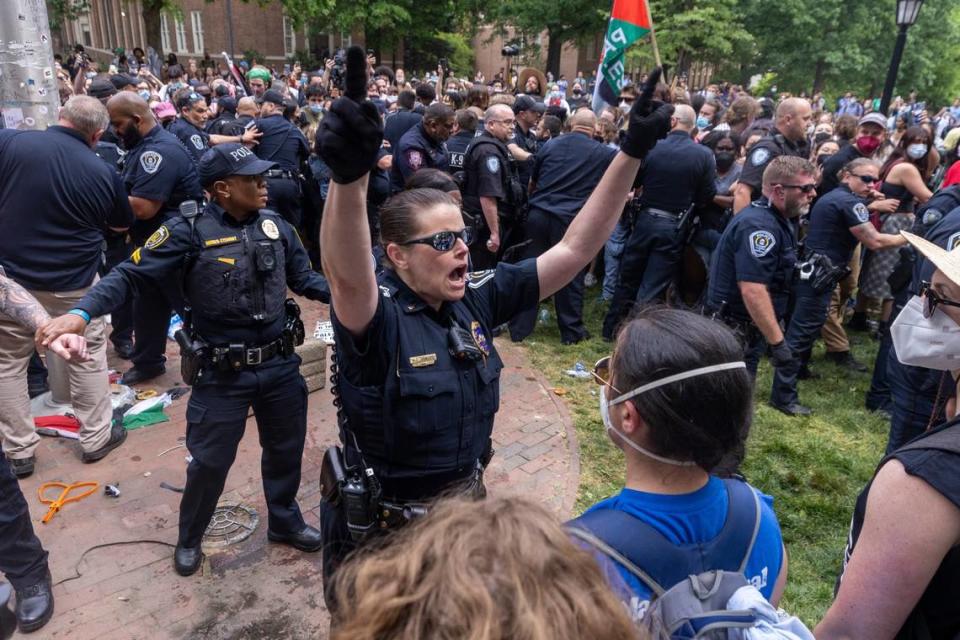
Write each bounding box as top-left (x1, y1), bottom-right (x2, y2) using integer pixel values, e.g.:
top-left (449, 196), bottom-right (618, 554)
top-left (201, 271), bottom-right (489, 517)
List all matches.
top-left (592, 0), bottom-right (652, 111)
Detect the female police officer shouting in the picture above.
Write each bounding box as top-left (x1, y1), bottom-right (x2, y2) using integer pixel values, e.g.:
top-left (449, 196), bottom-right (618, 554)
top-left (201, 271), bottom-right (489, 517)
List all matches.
top-left (315, 46), bottom-right (674, 598)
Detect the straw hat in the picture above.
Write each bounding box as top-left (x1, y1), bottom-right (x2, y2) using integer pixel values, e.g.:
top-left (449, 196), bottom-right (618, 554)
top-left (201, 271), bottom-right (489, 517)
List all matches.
top-left (517, 67), bottom-right (546, 97)
top-left (902, 231), bottom-right (960, 285)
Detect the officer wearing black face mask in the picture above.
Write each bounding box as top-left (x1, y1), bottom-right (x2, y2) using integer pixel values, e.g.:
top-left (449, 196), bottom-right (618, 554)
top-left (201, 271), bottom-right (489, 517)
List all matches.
top-left (37, 144), bottom-right (331, 579)
top-left (106, 92), bottom-right (204, 384)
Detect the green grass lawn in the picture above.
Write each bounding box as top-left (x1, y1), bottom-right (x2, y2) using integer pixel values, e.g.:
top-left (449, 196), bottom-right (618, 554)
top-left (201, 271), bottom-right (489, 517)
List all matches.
top-left (516, 294), bottom-right (888, 627)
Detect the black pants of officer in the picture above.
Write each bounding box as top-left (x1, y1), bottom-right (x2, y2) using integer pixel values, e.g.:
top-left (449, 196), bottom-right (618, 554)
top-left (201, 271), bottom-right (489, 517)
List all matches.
top-left (886, 352), bottom-right (951, 454)
top-left (178, 353), bottom-right (308, 547)
top-left (770, 280), bottom-right (833, 408)
top-left (266, 176), bottom-right (303, 230)
top-left (469, 218), bottom-right (502, 272)
top-left (0, 456), bottom-right (49, 591)
top-left (508, 209), bottom-right (586, 344)
top-left (131, 281), bottom-right (184, 372)
top-left (603, 210), bottom-right (684, 340)
top-left (104, 235), bottom-right (134, 349)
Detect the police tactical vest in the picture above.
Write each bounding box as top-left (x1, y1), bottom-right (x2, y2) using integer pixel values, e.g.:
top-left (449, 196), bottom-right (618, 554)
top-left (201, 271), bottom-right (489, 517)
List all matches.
top-left (185, 210), bottom-right (287, 326)
top-left (463, 136), bottom-right (523, 217)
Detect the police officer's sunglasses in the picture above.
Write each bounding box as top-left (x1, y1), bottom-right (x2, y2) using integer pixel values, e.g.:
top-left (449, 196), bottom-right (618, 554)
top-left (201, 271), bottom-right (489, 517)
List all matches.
top-left (851, 174), bottom-right (878, 184)
top-left (919, 281), bottom-right (960, 319)
top-left (401, 228), bottom-right (474, 251)
top-left (776, 183), bottom-right (817, 194)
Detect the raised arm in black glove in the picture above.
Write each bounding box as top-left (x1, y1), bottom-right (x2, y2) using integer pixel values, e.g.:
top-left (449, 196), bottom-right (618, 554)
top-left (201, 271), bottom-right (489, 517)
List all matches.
top-left (619, 67), bottom-right (675, 159)
top-left (316, 46), bottom-right (384, 184)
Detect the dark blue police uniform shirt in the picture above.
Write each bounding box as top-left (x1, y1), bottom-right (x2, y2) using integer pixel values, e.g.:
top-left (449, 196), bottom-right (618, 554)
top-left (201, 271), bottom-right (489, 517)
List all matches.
top-left (528, 131), bottom-right (616, 223)
top-left (384, 109), bottom-right (422, 151)
top-left (446, 130), bottom-right (474, 174)
top-left (253, 114), bottom-right (309, 173)
top-left (915, 206), bottom-right (960, 288)
top-left (75, 202), bottom-right (328, 345)
top-left (818, 143), bottom-right (862, 197)
top-left (707, 198), bottom-right (797, 320)
top-left (390, 122), bottom-right (448, 192)
top-left (511, 124), bottom-right (539, 189)
top-left (804, 185), bottom-right (871, 265)
top-left (0, 126), bottom-right (132, 291)
top-left (167, 117), bottom-right (209, 166)
top-left (738, 129), bottom-right (808, 198)
top-left (638, 130), bottom-right (717, 212)
top-left (331, 260), bottom-right (540, 479)
top-left (122, 125), bottom-right (203, 244)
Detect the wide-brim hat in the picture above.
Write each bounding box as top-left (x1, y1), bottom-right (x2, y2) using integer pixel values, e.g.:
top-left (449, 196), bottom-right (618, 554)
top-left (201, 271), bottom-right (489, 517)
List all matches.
top-left (902, 231), bottom-right (960, 285)
top-left (517, 68), bottom-right (546, 97)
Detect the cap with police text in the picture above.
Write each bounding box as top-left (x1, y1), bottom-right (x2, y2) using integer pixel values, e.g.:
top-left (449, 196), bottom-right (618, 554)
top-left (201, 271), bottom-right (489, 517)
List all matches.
top-left (513, 95), bottom-right (546, 115)
top-left (257, 89), bottom-right (285, 106)
top-left (197, 143), bottom-right (277, 186)
top-left (858, 112), bottom-right (887, 129)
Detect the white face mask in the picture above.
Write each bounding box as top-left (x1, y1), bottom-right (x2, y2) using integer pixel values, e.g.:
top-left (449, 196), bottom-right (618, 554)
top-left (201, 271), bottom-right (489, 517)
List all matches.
top-left (598, 362), bottom-right (747, 467)
top-left (619, 100), bottom-right (632, 113)
top-left (907, 143), bottom-right (929, 159)
top-left (891, 295), bottom-right (960, 370)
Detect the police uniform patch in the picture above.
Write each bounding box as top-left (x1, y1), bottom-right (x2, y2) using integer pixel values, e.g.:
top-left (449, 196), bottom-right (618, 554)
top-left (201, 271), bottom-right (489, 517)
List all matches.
top-left (853, 202), bottom-right (870, 224)
top-left (948, 232), bottom-right (960, 251)
top-left (471, 321), bottom-right (491, 356)
top-left (130, 247), bottom-right (142, 265)
top-left (379, 285), bottom-right (392, 298)
top-left (190, 134), bottom-right (204, 150)
top-left (486, 156), bottom-right (500, 173)
top-left (748, 230), bottom-right (776, 258)
top-left (749, 147), bottom-right (770, 167)
top-left (467, 269), bottom-right (496, 289)
top-left (144, 225), bottom-right (170, 250)
top-left (923, 208), bottom-right (944, 227)
top-left (139, 150), bottom-right (162, 174)
top-left (407, 150), bottom-right (423, 171)
top-left (261, 219), bottom-right (280, 240)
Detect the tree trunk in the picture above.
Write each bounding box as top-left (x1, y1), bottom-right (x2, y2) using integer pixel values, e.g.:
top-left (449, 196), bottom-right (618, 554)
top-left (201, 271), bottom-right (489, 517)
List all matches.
top-left (545, 28), bottom-right (562, 78)
top-left (812, 57), bottom-right (826, 95)
top-left (141, 0), bottom-right (163, 55)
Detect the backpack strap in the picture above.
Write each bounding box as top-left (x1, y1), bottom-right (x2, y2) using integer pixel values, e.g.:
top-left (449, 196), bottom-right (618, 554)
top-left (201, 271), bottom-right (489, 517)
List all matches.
top-left (568, 479), bottom-right (761, 594)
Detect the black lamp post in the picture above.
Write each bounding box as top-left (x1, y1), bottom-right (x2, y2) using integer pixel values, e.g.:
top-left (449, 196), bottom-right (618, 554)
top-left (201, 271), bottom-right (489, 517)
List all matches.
top-left (879, 0), bottom-right (924, 115)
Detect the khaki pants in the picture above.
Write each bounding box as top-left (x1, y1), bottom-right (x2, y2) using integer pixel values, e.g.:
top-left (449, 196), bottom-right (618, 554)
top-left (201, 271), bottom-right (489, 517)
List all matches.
top-left (822, 244), bottom-right (862, 353)
top-left (0, 285), bottom-right (112, 459)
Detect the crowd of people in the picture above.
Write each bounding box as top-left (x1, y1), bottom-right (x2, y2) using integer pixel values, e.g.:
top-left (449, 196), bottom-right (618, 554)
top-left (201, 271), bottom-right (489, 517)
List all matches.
top-left (2, 39), bottom-right (960, 639)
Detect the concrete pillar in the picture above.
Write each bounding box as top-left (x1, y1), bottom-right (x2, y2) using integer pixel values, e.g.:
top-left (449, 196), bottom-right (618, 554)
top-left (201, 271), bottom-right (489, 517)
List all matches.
top-left (0, 0), bottom-right (61, 130)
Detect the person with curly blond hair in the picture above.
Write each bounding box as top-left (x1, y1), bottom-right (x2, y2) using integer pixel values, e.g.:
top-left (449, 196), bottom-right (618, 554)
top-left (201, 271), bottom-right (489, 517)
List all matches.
top-left (331, 495), bottom-right (643, 640)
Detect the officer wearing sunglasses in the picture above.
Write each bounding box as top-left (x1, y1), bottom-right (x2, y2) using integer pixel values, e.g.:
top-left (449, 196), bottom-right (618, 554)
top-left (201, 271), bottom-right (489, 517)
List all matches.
top-left (770, 158), bottom-right (907, 416)
top-left (315, 46), bottom-right (675, 608)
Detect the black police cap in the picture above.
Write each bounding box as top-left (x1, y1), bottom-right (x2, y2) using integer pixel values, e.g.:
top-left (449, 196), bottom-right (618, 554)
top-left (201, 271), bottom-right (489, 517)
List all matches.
top-left (256, 89), bottom-right (285, 106)
top-left (197, 143), bottom-right (277, 187)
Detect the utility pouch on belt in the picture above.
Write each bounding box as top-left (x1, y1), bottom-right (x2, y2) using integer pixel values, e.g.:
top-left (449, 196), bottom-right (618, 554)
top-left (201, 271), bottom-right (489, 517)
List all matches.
top-left (320, 446), bottom-right (347, 504)
top-left (798, 252), bottom-right (851, 294)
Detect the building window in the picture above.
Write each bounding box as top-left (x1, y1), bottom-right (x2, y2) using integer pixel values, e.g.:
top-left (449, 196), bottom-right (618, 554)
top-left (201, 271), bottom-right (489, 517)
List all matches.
top-left (76, 16), bottom-right (92, 47)
top-left (160, 13), bottom-right (171, 53)
top-left (283, 16), bottom-right (296, 56)
top-left (190, 11), bottom-right (204, 53)
top-left (175, 17), bottom-right (188, 52)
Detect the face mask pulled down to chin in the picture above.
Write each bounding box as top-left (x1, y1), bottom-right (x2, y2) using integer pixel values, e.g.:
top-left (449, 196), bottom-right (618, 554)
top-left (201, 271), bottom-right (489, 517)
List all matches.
top-left (891, 295), bottom-right (960, 371)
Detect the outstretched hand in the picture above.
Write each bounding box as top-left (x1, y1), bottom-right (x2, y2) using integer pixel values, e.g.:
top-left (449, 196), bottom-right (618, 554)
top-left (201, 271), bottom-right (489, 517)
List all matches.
top-left (620, 67), bottom-right (675, 159)
top-left (316, 46), bottom-right (384, 184)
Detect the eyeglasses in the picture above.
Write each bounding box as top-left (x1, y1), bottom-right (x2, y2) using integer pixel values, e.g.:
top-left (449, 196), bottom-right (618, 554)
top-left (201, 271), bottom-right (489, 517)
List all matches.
top-left (591, 356), bottom-right (623, 394)
top-left (919, 281), bottom-right (960, 319)
top-left (776, 183), bottom-right (817, 194)
top-left (493, 119), bottom-right (515, 126)
top-left (852, 174), bottom-right (878, 184)
top-left (401, 228), bottom-right (474, 252)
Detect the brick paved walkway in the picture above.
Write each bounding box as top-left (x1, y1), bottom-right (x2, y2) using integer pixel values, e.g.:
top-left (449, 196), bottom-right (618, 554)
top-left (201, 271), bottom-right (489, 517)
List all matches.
top-left (12, 297), bottom-right (580, 639)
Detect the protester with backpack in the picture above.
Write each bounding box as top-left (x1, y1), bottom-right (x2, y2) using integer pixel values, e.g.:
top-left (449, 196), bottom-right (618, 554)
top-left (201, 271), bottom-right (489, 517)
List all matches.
top-left (568, 307), bottom-right (788, 626)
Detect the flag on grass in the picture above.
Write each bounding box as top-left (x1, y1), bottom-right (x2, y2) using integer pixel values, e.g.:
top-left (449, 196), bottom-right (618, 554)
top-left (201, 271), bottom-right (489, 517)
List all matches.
top-left (592, 0), bottom-right (653, 111)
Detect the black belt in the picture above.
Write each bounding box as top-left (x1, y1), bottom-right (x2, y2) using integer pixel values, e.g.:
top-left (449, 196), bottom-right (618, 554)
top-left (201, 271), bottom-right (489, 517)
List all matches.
top-left (209, 336), bottom-right (284, 369)
top-left (265, 169), bottom-right (297, 180)
top-left (642, 206), bottom-right (683, 218)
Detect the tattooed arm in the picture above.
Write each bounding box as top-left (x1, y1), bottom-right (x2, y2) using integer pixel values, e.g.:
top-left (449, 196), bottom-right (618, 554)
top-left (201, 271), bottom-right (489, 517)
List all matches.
top-left (0, 274), bottom-right (49, 332)
top-left (0, 273), bottom-right (89, 361)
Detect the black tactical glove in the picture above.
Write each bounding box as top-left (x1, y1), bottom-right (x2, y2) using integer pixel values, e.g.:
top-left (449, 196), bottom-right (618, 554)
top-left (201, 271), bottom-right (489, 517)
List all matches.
top-left (770, 340), bottom-right (795, 369)
top-left (316, 46), bottom-right (384, 184)
top-left (620, 67), bottom-right (675, 160)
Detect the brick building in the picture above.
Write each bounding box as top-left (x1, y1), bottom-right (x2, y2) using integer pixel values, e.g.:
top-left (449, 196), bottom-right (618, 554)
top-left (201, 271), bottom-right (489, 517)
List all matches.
top-left (55, 0), bottom-right (601, 85)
